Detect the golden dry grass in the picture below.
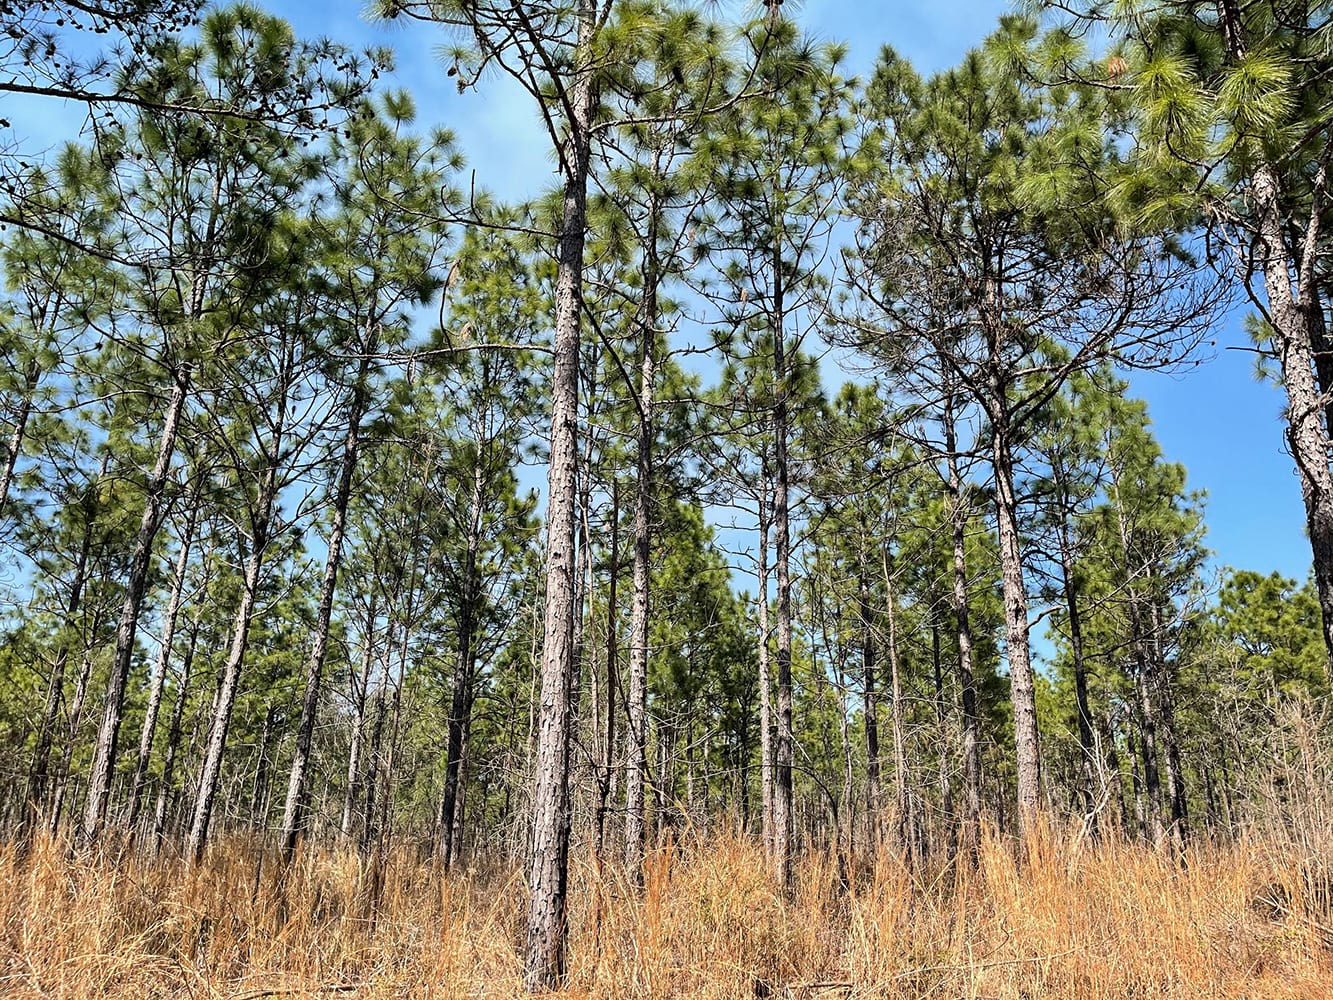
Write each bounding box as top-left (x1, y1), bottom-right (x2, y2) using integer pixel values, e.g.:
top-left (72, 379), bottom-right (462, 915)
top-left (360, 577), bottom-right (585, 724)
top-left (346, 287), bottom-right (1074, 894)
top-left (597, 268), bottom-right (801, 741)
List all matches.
top-left (1, 822), bottom-right (1329, 999)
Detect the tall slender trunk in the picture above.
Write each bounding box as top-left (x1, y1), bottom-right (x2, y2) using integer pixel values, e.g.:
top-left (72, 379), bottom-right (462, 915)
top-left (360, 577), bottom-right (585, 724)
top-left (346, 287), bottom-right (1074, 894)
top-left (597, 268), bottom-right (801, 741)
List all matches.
top-left (594, 480), bottom-right (619, 863)
top-left (943, 402), bottom-right (982, 850)
top-left (524, 7), bottom-right (594, 983)
top-left (0, 358), bottom-right (40, 510)
top-left (341, 595), bottom-right (379, 840)
top-left (49, 601), bottom-right (106, 837)
top-left (1054, 470), bottom-right (1097, 835)
top-left (624, 229), bottom-right (658, 883)
top-left (757, 463), bottom-right (774, 850)
top-left (127, 498), bottom-right (198, 835)
top-left (1212, 0), bottom-right (1333, 674)
top-left (930, 620), bottom-right (954, 857)
top-left (153, 618), bottom-right (198, 852)
top-left (1148, 598), bottom-right (1189, 849)
top-left (280, 354), bottom-right (372, 860)
top-left (26, 463), bottom-right (100, 833)
top-left (360, 617), bottom-right (397, 856)
top-left (83, 366), bottom-right (191, 846)
top-left (880, 546), bottom-right (911, 861)
top-left (440, 463), bottom-right (486, 868)
top-left (858, 559), bottom-right (881, 846)
top-left (186, 466), bottom-right (277, 863)
top-left (991, 408), bottom-right (1041, 832)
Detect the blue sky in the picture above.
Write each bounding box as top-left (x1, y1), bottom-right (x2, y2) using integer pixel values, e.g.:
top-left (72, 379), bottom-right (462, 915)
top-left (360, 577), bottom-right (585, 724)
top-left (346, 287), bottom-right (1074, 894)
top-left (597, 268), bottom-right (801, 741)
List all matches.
top-left (6, 0), bottom-right (1313, 587)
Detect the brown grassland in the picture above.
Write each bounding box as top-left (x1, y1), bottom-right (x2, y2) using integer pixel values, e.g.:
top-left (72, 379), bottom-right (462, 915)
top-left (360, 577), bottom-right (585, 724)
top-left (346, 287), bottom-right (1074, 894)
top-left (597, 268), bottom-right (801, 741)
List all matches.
top-left (2, 822), bottom-right (1331, 999)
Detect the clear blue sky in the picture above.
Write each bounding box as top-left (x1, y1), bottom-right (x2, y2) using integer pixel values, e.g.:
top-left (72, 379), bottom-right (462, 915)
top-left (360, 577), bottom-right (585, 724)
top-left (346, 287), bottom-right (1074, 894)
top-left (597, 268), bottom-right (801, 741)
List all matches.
top-left (8, 0), bottom-right (1313, 586)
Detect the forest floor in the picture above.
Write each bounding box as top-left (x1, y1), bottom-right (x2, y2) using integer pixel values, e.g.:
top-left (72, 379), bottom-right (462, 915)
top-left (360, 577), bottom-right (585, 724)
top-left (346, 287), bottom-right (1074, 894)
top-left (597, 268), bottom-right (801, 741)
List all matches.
top-left (1, 824), bottom-right (1330, 999)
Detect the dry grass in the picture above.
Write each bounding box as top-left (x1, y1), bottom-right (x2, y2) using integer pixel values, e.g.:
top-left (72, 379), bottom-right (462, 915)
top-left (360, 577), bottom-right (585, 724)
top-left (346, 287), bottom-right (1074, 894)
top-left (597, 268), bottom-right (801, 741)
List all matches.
top-left (1, 822), bottom-right (1330, 999)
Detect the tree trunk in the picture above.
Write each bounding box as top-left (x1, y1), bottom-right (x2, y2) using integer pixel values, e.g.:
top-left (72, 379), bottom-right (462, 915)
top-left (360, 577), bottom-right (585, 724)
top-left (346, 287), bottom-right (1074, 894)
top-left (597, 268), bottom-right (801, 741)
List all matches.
top-left (757, 462), bottom-right (774, 851)
top-left (943, 399), bottom-right (983, 852)
top-left (880, 545), bottom-right (912, 862)
top-left (523, 6), bottom-right (594, 981)
top-left (152, 618), bottom-right (198, 852)
top-left (594, 479), bottom-right (619, 864)
top-left (127, 499), bottom-right (198, 835)
top-left (1055, 482), bottom-right (1098, 837)
top-left (440, 463), bottom-right (486, 868)
top-left (341, 594), bottom-right (379, 841)
top-left (624, 246), bottom-right (658, 883)
top-left (48, 602), bottom-right (106, 837)
top-left (186, 467), bottom-right (277, 864)
top-left (771, 252), bottom-right (795, 889)
top-left (0, 358), bottom-right (39, 510)
top-left (858, 558), bottom-right (881, 848)
top-left (280, 353), bottom-right (372, 860)
top-left (991, 409), bottom-right (1041, 834)
top-left (83, 367), bottom-right (191, 847)
top-left (25, 463), bottom-right (99, 834)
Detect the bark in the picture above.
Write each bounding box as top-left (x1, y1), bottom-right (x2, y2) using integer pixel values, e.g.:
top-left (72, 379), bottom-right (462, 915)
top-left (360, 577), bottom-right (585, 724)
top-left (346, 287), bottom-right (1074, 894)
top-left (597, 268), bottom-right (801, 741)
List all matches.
top-left (152, 619), bottom-right (198, 851)
top-left (0, 358), bottom-right (39, 510)
top-left (341, 595), bottom-right (379, 840)
top-left (185, 464), bottom-right (278, 863)
top-left (523, 6), bottom-right (594, 982)
top-left (1215, 0), bottom-right (1333, 675)
top-left (991, 410), bottom-right (1042, 832)
top-left (440, 463), bottom-right (487, 867)
top-left (127, 499), bottom-right (197, 835)
top-left (880, 546), bottom-right (912, 862)
top-left (594, 479), bottom-right (619, 864)
top-left (25, 465), bottom-right (98, 833)
top-left (1054, 469), bottom-right (1098, 836)
top-left (771, 257), bottom-right (795, 890)
top-left (82, 366), bottom-right (191, 846)
top-left (280, 353), bottom-right (372, 860)
top-left (943, 399), bottom-right (982, 851)
top-left (930, 621), bottom-right (955, 857)
top-left (757, 462), bottom-right (774, 850)
top-left (48, 601), bottom-right (106, 837)
top-left (624, 233), bottom-right (658, 882)
top-left (858, 562), bottom-right (881, 846)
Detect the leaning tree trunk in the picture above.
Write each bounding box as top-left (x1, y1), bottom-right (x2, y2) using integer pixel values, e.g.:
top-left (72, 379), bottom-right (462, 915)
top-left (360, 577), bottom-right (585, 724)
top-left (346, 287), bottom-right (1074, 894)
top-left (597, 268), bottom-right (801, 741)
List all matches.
top-left (280, 351), bottom-right (372, 861)
top-left (127, 498), bottom-right (198, 835)
top-left (524, 13), bottom-right (594, 983)
top-left (83, 366), bottom-right (191, 847)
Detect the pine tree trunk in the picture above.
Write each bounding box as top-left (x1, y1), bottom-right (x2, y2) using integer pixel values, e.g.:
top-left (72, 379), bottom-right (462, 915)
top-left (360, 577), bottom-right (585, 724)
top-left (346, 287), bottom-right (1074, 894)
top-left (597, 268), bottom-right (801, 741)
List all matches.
top-left (624, 255), bottom-right (657, 883)
top-left (523, 7), bottom-right (594, 979)
top-left (186, 468), bottom-right (277, 864)
top-left (25, 467), bottom-right (98, 834)
top-left (1056, 490), bottom-right (1098, 837)
top-left (48, 602), bottom-right (105, 837)
top-left (880, 546), bottom-right (912, 862)
top-left (127, 499), bottom-right (197, 836)
top-left (858, 560), bottom-right (881, 847)
top-left (991, 410), bottom-right (1041, 834)
top-left (440, 464), bottom-right (485, 868)
top-left (0, 358), bottom-right (39, 510)
top-left (280, 355), bottom-right (371, 860)
top-left (594, 479), bottom-right (619, 864)
top-left (757, 463), bottom-right (774, 851)
top-left (943, 400), bottom-right (983, 852)
top-left (152, 619), bottom-right (198, 852)
top-left (83, 367), bottom-right (191, 847)
top-left (335, 598), bottom-right (375, 842)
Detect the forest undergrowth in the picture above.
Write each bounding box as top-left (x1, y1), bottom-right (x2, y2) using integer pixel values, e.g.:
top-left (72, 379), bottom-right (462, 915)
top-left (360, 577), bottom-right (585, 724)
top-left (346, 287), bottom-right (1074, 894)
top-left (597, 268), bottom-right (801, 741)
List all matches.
top-left (2, 820), bottom-right (1330, 1000)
